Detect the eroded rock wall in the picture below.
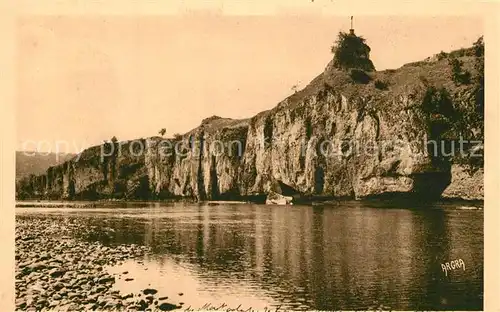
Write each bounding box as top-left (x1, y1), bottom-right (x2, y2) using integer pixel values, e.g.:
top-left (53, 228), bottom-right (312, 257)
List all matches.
top-left (16, 141), bottom-right (147, 200)
top-left (16, 52), bottom-right (484, 201)
top-left (442, 165), bottom-right (484, 201)
top-left (239, 74), bottom-right (452, 200)
top-left (145, 118), bottom-right (249, 200)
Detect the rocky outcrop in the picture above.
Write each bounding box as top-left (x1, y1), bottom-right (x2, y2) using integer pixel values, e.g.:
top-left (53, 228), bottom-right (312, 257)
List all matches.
top-left (16, 141), bottom-right (148, 200)
top-left (145, 117), bottom-right (249, 200)
top-left (16, 152), bottom-right (75, 182)
top-left (16, 48), bottom-right (484, 202)
top-left (238, 77), bottom-right (451, 200)
top-left (442, 165), bottom-right (484, 201)
top-left (266, 191), bottom-right (294, 205)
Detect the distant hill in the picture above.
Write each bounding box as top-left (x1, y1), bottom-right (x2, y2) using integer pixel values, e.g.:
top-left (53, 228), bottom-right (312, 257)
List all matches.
top-left (16, 152), bottom-right (75, 181)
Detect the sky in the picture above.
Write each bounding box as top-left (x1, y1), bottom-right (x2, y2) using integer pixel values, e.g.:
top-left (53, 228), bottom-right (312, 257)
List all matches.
top-left (16, 14), bottom-right (483, 153)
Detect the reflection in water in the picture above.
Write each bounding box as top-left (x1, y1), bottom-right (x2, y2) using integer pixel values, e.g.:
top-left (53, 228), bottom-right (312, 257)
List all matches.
top-left (17, 202), bottom-right (483, 310)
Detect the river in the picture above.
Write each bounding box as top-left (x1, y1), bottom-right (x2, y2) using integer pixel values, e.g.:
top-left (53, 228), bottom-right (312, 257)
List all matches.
top-left (16, 201), bottom-right (483, 310)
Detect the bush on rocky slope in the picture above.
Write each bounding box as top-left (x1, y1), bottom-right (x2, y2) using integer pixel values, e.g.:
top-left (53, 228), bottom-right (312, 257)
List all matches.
top-left (331, 31), bottom-right (375, 72)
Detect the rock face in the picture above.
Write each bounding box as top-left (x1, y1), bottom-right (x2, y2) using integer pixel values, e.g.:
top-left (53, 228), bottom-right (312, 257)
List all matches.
top-left (17, 141), bottom-right (148, 200)
top-left (442, 165), bottom-right (484, 201)
top-left (16, 48), bottom-right (484, 202)
top-left (16, 152), bottom-right (75, 182)
top-left (145, 117), bottom-right (249, 200)
top-left (238, 77), bottom-right (449, 200)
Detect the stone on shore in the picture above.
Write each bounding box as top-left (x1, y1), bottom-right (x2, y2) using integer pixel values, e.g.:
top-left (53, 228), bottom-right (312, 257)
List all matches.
top-left (265, 191), bottom-right (294, 205)
top-left (158, 302), bottom-right (181, 311)
top-left (15, 216), bottom-right (187, 311)
top-left (143, 288), bottom-right (158, 295)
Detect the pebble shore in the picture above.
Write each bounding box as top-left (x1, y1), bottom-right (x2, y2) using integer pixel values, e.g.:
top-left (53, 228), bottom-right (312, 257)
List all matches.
top-left (16, 216), bottom-right (184, 311)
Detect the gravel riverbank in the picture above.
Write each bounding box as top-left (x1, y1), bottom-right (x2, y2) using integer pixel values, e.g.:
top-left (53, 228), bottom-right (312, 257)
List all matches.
top-left (16, 216), bottom-right (185, 311)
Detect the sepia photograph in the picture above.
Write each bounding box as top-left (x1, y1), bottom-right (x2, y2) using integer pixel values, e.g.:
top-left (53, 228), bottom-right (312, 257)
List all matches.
top-left (5, 1), bottom-right (498, 311)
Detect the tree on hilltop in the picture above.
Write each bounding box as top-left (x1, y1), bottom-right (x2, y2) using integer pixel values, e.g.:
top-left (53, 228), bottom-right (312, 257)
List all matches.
top-left (473, 36), bottom-right (484, 57)
top-left (331, 31), bottom-right (375, 72)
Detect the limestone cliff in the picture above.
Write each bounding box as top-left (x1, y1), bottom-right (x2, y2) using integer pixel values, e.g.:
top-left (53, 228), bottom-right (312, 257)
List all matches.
top-left (16, 152), bottom-right (75, 182)
top-left (145, 117), bottom-right (249, 200)
top-left (441, 164), bottom-right (484, 201)
top-left (17, 141), bottom-right (148, 200)
top-left (16, 46), bottom-right (484, 201)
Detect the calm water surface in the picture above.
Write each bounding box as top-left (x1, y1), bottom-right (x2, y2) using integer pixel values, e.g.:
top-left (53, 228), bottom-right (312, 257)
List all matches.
top-left (16, 201), bottom-right (483, 310)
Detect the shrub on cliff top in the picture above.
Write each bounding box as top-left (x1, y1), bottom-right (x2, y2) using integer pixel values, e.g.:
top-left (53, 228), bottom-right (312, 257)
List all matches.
top-left (448, 57), bottom-right (471, 85)
top-left (421, 86), bottom-right (456, 140)
top-left (473, 36), bottom-right (484, 57)
top-left (422, 86), bottom-right (454, 117)
top-left (437, 51), bottom-right (448, 61)
top-left (331, 31), bottom-right (375, 72)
